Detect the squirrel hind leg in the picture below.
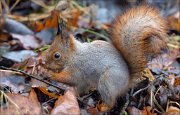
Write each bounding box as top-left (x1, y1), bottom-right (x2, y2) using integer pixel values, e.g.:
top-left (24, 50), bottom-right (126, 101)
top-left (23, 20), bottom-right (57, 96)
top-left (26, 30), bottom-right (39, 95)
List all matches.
top-left (98, 68), bottom-right (129, 107)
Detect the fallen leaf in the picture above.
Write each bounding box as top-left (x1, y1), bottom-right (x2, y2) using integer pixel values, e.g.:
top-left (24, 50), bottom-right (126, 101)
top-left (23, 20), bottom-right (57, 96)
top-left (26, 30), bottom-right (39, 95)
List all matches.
top-left (11, 33), bottom-right (44, 49)
top-left (2, 50), bottom-right (37, 62)
top-left (165, 106), bottom-right (180, 115)
top-left (29, 88), bottom-right (40, 104)
top-left (51, 87), bottom-right (80, 115)
top-left (144, 68), bottom-right (155, 82)
top-left (0, 43), bottom-right (10, 57)
top-left (68, 9), bottom-right (81, 27)
top-left (34, 10), bottom-right (60, 32)
top-left (96, 102), bottom-right (110, 112)
top-left (4, 18), bottom-right (34, 35)
top-left (0, 31), bottom-right (12, 42)
top-left (0, 70), bottom-right (26, 93)
top-left (0, 14), bottom-right (5, 30)
top-left (174, 77), bottom-right (180, 86)
top-left (36, 28), bottom-right (56, 44)
top-left (167, 12), bottom-right (180, 32)
top-left (0, 92), bottom-right (42, 115)
top-left (127, 107), bottom-right (142, 115)
top-left (148, 50), bottom-right (179, 74)
top-left (141, 106), bottom-right (153, 115)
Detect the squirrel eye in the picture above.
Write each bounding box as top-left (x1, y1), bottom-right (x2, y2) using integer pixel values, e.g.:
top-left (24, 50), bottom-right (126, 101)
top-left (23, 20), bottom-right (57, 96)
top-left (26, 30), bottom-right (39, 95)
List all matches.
top-left (54, 52), bottom-right (61, 60)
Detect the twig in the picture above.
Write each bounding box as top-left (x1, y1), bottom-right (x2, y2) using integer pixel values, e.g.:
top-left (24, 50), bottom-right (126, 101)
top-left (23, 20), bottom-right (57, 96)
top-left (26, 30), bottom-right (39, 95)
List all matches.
top-left (152, 93), bottom-right (165, 113)
top-left (0, 1), bottom-right (2, 14)
top-left (133, 84), bottom-right (150, 97)
top-left (167, 43), bottom-right (179, 49)
top-left (31, 0), bottom-right (48, 9)
top-left (42, 97), bottom-right (56, 106)
top-left (0, 66), bottom-right (66, 92)
top-left (9, 0), bottom-right (21, 13)
top-left (1, 0), bottom-right (9, 14)
top-left (71, 0), bottom-right (86, 13)
top-left (169, 101), bottom-right (180, 108)
top-left (80, 92), bottom-right (93, 100)
top-left (7, 13), bottom-right (49, 22)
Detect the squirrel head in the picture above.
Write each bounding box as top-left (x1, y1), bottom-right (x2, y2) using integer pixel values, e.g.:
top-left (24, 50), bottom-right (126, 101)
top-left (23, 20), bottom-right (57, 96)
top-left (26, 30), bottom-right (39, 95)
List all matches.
top-left (41, 18), bottom-right (75, 72)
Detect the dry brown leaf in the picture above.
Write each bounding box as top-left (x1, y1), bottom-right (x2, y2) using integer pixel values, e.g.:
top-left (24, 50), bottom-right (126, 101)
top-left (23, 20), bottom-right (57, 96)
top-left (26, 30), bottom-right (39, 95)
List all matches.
top-left (165, 106), bottom-right (180, 115)
top-left (96, 103), bottom-right (110, 112)
top-left (34, 8), bottom-right (81, 32)
top-left (127, 107), bottom-right (142, 115)
top-left (34, 10), bottom-right (60, 32)
top-left (144, 68), bottom-right (155, 82)
top-left (29, 88), bottom-right (40, 103)
top-left (141, 106), bottom-right (153, 115)
top-left (167, 12), bottom-right (180, 32)
top-left (0, 32), bottom-right (12, 42)
top-left (68, 9), bottom-right (81, 27)
top-left (0, 92), bottom-right (42, 115)
top-left (51, 87), bottom-right (80, 115)
top-left (174, 77), bottom-right (180, 86)
top-left (0, 14), bottom-right (4, 30)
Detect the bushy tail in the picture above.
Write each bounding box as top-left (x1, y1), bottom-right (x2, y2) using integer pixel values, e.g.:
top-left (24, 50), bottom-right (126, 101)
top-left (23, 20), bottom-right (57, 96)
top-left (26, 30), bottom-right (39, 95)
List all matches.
top-left (111, 5), bottom-right (168, 76)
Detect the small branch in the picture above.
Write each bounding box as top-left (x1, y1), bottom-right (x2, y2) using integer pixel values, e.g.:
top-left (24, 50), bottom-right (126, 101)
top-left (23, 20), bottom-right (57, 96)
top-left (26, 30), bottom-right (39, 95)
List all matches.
top-left (0, 66), bottom-right (66, 92)
top-left (0, 1), bottom-right (2, 13)
top-left (133, 84), bottom-right (150, 97)
top-left (152, 93), bottom-right (165, 113)
top-left (9, 0), bottom-right (21, 13)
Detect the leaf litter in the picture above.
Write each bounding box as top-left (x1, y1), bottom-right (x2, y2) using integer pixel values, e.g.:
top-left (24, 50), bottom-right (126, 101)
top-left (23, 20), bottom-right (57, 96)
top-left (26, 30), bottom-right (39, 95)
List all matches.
top-left (0, 0), bottom-right (179, 115)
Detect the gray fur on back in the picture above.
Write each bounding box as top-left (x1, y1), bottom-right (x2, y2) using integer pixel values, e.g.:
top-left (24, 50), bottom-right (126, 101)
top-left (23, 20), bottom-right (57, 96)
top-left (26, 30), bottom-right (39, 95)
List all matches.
top-left (66, 40), bottom-right (130, 104)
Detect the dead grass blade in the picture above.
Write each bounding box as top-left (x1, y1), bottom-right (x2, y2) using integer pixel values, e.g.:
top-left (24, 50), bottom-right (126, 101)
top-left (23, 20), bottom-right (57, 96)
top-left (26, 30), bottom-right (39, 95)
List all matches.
top-left (0, 1), bottom-right (2, 13)
top-left (9, 0), bottom-right (21, 13)
top-left (31, 0), bottom-right (48, 9)
top-left (7, 13), bottom-right (49, 22)
top-left (1, 0), bottom-right (9, 14)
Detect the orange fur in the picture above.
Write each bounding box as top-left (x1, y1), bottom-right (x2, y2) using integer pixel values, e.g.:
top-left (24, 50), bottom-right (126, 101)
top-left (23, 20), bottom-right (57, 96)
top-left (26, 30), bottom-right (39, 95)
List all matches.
top-left (111, 5), bottom-right (167, 76)
top-left (51, 70), bottom-right (71, 83)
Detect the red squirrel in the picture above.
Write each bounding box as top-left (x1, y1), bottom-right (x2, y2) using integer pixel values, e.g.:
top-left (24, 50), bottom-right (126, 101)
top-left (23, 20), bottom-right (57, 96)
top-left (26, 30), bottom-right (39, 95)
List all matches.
top-left (41, 5), bottom-right (168, 107)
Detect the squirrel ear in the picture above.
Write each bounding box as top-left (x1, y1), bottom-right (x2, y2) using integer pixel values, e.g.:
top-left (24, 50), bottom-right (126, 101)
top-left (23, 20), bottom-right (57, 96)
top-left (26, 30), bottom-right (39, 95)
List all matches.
top-left (57, 18), bottom-right (69, 40)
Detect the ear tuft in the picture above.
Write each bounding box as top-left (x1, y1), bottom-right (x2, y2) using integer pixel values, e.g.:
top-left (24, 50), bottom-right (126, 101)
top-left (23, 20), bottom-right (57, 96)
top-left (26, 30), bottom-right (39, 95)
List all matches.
top-left (57, 18), bottom-right (69, 39)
